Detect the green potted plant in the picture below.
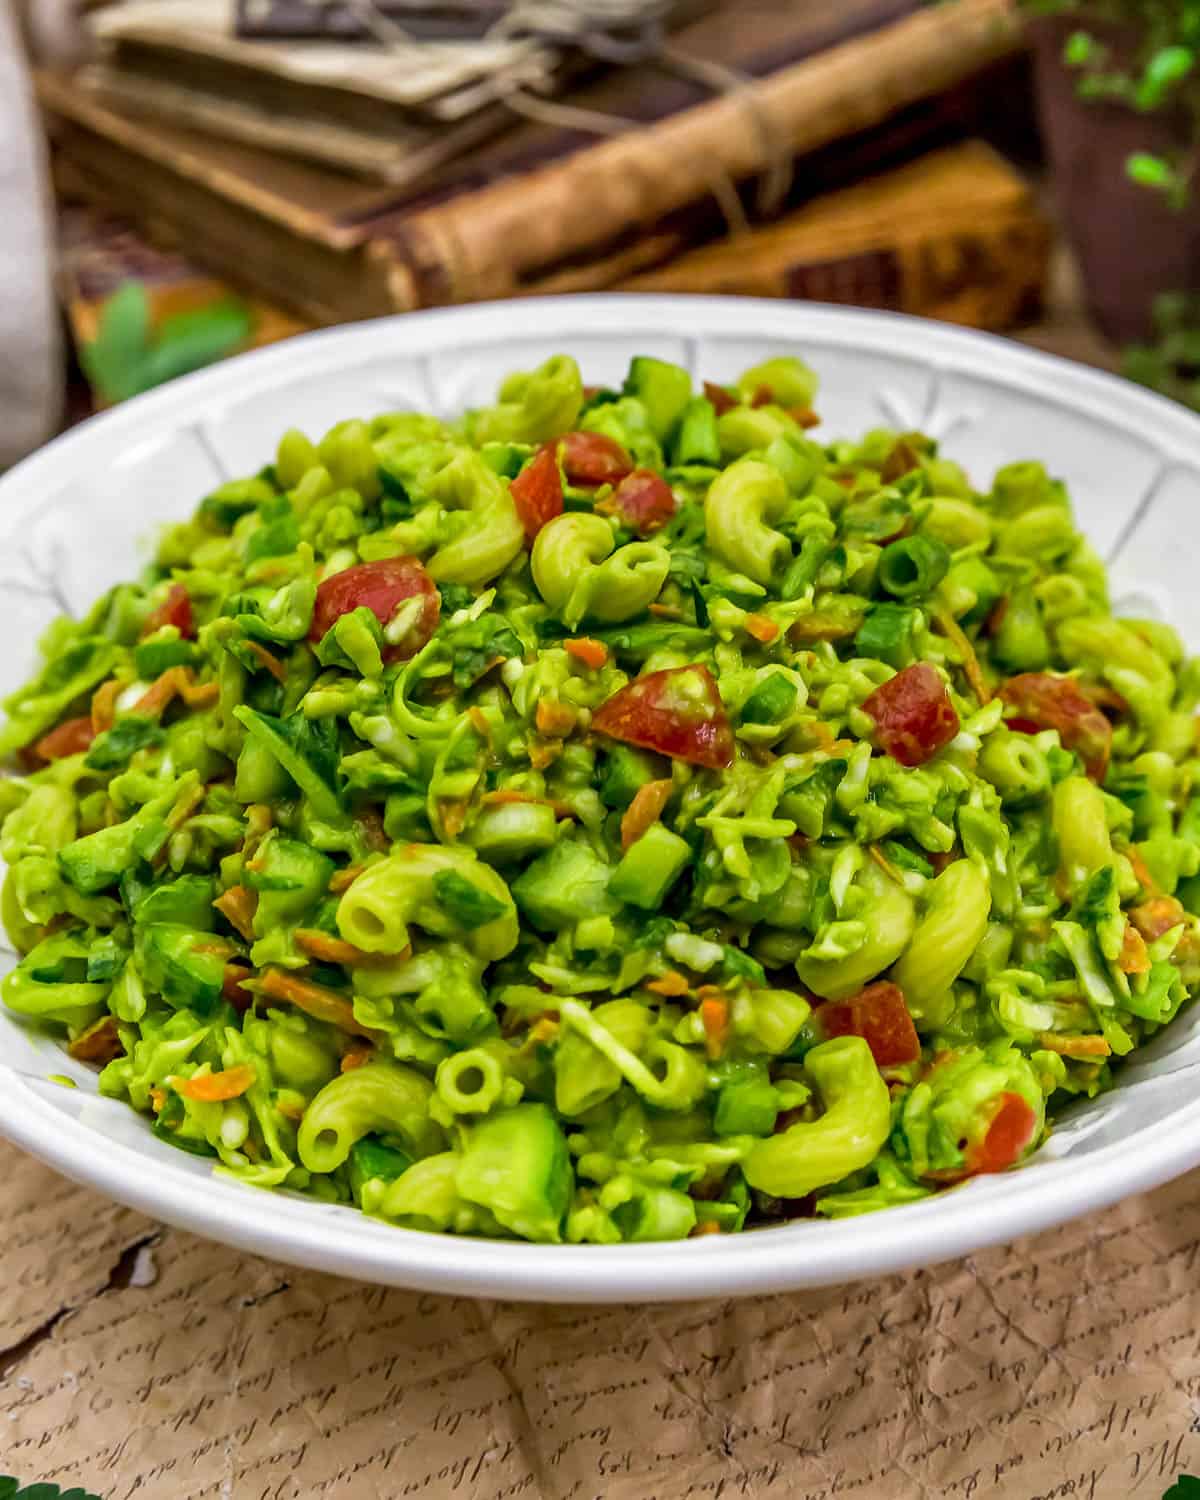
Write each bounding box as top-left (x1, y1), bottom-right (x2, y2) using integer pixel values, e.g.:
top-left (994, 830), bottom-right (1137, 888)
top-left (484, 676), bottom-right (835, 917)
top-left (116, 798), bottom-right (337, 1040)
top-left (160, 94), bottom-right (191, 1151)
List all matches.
top-left (1025, 1), bottom-right (1200, 346)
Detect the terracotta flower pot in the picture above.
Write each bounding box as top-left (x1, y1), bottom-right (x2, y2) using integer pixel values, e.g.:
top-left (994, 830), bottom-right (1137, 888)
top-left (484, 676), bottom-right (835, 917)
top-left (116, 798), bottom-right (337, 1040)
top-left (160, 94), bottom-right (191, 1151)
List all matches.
top-left (1031, 16), bottom-right (1200, 344)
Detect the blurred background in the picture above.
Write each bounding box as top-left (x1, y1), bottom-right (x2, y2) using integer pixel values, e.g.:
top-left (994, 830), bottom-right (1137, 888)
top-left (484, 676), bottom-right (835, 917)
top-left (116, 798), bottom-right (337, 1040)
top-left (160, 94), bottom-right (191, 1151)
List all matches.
top-left (6, 0), bottom-right (1198, 464)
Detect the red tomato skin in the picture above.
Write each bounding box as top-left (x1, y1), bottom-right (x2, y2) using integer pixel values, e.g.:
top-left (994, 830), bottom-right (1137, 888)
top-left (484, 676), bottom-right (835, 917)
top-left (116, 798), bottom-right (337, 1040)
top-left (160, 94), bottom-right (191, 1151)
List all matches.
top-left (510, 445), bottom-right (564, 543)
top-left (964, 1092), bottom-right (1038, 1175)
top-left (592, 665), bottom-right (735, 770)
top-left (560, 432), bottom-right (633, 487)
top-left (143, 583), bottom-right (195, 640)
top-left (703, 381), bottom-right (738, 416)
top-left (817, 982), bottom-right (920, 1067)
top-left (309, 557), bottom-right (439, 664)
top-left (606, 470), bottom-right (677, 535)
top-left (862, 663), bottom-right (960, 767)
top-left (33, 715), bottom-right (96, 762)
top-left (999, 672), bottom-right (1112, 781)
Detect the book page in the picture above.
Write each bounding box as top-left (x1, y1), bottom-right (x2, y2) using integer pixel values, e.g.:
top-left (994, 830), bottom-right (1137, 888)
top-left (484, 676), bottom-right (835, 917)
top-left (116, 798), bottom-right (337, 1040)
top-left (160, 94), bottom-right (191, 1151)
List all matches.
top-left (1, 1135), bottom-right (1198, 1499)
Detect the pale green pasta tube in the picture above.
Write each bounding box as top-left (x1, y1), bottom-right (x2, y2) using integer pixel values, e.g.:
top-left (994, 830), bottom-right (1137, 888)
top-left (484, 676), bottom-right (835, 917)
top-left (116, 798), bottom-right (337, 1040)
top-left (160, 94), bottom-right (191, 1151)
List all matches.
top-left (470, 354), bottom-right (584, 445)
top-left (436, 1047), bottom-right (508, 1114)
top-left (892, 860), bottom-right (991, 1025)
top-left (296, 1060), bottom-right (442, 1173)
top-left (704, 458), bottom-right (791, 585)
top-left (336, 844), bottom-right (519, 960)
top-left (742, 1037), bottom-right (891, 1198)
top-left (795, 863), bottom-right (915, 1000)
top-left (531, 513), bottom-right (669, 627)
top-left (1052, 775), bottom-right (1112, 885)
top-left (422, 450), bottom-right (525, 587)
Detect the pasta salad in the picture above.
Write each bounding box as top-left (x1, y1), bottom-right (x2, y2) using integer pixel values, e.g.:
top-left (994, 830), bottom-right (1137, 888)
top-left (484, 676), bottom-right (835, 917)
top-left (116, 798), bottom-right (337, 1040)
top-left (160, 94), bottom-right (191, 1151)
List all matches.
top-left (1, 348), bottom-right (1196, 1244)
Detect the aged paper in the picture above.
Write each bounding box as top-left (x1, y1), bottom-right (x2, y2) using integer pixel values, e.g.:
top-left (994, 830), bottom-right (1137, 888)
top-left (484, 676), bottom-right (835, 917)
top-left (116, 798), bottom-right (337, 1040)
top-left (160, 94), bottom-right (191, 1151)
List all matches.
top-left (2, 1134), bottom-right (1199, 1500)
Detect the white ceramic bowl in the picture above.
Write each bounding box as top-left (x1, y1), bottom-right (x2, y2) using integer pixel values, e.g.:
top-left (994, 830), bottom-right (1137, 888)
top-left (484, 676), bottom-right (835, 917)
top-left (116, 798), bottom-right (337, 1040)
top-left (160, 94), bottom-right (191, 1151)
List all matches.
top-left (3, 296), bottom-right (1200, 1302)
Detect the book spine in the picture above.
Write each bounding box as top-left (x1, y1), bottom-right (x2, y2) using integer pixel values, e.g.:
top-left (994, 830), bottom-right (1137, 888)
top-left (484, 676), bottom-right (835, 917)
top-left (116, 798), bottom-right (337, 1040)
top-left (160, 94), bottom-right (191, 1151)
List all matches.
top-left (50, 127), bottom-right (411, 325)
top-left (619, 213), bottom-right (1053, 332)
top-left (394, 0), bottom-right (1021, 305)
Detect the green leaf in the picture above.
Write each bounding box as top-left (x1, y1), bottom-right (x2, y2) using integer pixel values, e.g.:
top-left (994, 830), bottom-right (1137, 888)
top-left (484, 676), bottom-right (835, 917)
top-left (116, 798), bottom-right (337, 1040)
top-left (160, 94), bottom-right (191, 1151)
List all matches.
top-left (79, 282), bottom-right (152, 404)
top-left (1136, 45), bottom-right (1194, 110)
top-left (1062, 29), bottom-right (1097, 67)
top-left (134, 299), bottom-right (253, 394)
top-left (1163, 1478), bottom-right (1200, 1500)
top-left (0, 1486), bottom-right (106, 1500)
top-left (1127, 152), bottom-right (1174, 188)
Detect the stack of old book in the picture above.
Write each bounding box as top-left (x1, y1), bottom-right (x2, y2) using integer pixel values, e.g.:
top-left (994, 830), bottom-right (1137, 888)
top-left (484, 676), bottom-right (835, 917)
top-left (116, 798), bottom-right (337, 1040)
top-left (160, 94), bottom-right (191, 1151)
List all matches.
top-left (43, 0), bottom-right (1050, 369)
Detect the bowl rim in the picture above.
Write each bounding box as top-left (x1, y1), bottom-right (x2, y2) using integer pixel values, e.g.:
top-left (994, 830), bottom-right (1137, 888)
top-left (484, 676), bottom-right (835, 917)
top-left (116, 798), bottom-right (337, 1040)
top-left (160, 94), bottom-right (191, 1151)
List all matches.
top-left (4, 293), bottom-right (1200, 1302)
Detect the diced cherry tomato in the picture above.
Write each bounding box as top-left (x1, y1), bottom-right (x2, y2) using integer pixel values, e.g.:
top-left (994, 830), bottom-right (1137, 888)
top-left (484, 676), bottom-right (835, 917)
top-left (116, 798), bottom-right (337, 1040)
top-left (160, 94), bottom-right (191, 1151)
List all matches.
top-left (309, 556), bottom-right (439, 664)
top-left (559, 431), bottom-right (633, 487)
top-left (703, 380), bottom-right (738, 416)
top-left (142, 582), bottom-right (195, 640)
top-left (1130, 895), bottom-right (1187, 943)
top-left (964, 1092), bottom-right (1037, 1175)
top-left (862, 663), bottom-right (959, 768)
top-left (999, 672), bottom-right (1112, 782)
top-left (603, 470), bottom-right (677, 535)
top-left (33, 715), bottom-right (96, 762)
top-left (592, 665), bottom-right (735, 770)
top-left (816, 981), bottom-right (920, 1067)
top-left (510, 444), bottom-right (564, 543)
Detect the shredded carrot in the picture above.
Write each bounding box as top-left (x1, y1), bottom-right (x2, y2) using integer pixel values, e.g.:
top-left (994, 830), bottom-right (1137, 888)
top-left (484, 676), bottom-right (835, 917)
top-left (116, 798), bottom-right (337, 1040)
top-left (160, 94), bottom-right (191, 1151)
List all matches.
top-left (935, 609), bottom-right (991, 705)
top-left (90, 678), bottom-right (122, 734)
top-left (1119, 922), bottom-right (1151, 976)
top-left (171, 1063), bottom-right (257, 1103)
top-left (690, 1221), bottom-right (723, 1237)
top-left (468, 706), bottom-right (492, 740)
top-left (340, 1044), bottom-right (373, 1073)
top-left (564, 637), bottom-right (609, 670)
top-left (482, 788), bottom-right (573, 819)
top-left (1131, 895), bottom-right (1187, 943)
top-left (257, 967), bottom-right (377, 1038)
top-left (134, 667), bottom-right (219, 718)
top-left (1127, 849), bottom-right (1159, 897)
top-left (295, 929), bottom-right (383, 966)
top-left (646, 970), bottom-right (690, 998)
top-left (535, 700), bottom-right (577, 738)
top-left (984, 596), bottom-right (1010, 637)
top-left (744, 613), bottom-right (780, 644)
top-left (438, 799), bottom-right (470, 839)
top-left (648, 603), bottom-right (683, 619)
top-left (329, 864), bottom-right (365, 893)
top-left (699, 996), bottom-right (731, 1061)
top-left (1037, 1033), bottom-right (1111, 1060)
top-left (213, 884), bottom-right (257, 942)
top-left (149, 1086), bottom-right (167, 1115)
top-left (166, 782), bottom-right (206, 834)
top-left (244, 641), bottom-right (288, 684)
top-left (193, 938), bottom-right (237, 961)
top-left (869, 845), bottom-right (904, 885)
top-left (529, 742), bottom-right (560, 771)
top-left (526, 1016), bottom-right (560, 1047)
top-left (620, 778), bottom-right (674, 851)
top-left (67, 1015), bottom-right (123, 1066)
top-left (246, 804), bottom-right (273, 839)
